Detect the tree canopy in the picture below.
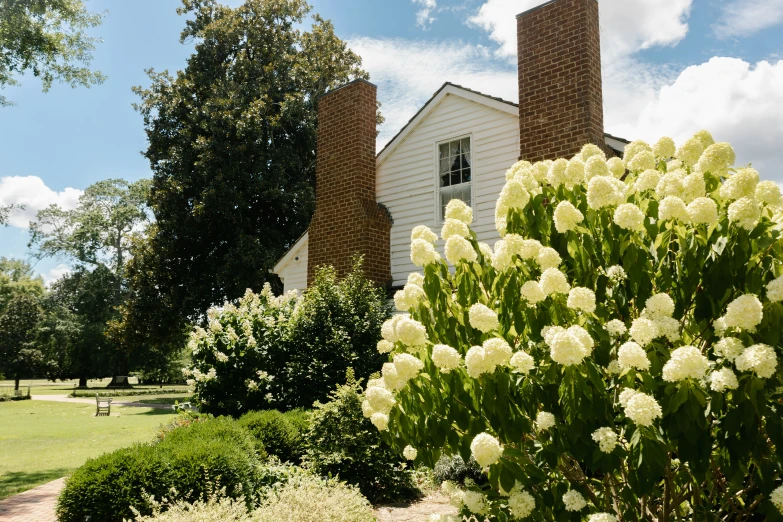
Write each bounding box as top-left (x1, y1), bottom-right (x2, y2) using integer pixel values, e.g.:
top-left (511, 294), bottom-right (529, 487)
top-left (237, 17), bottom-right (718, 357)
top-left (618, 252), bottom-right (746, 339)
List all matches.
top-left (29, 178), bottom-right (151, 283)
top-left (0, 257), bottom-right (45, 315)
top-left (39, 266), bottom-right (118, 386)
top-left (0, 0), bottom-right (106, 106)
top-left (0, 294), bottom-right (44, 389)
top-left (121, 0), bottom-right (374, 349)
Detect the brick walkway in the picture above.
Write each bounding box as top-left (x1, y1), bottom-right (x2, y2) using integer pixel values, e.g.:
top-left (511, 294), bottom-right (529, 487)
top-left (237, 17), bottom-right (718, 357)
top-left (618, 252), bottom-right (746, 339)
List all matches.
top-left (0, 478), bottom-right (65, 522)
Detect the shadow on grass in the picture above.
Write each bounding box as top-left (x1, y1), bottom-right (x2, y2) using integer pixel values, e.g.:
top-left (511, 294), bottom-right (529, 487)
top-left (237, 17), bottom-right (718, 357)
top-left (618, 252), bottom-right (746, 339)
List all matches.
top-left (132, 397), bottom-right (191, 406)
top-left (0, 468), bottom-right (70, 500)
top-left (135, 407), bottom-right (177, 416)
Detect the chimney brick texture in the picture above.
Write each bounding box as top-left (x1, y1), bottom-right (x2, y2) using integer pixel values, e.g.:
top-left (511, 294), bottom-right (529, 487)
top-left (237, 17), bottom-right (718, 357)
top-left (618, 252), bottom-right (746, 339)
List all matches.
top-left (517, 0), bottom-right (605, 162)
top-left (307, 79), bottom-right (392, 287)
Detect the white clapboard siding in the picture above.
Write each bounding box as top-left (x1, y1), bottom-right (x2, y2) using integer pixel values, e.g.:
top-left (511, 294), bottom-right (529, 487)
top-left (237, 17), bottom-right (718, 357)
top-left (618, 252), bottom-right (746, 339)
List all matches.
top-left (377, 92), bottom-right (520, 287)
top-left (276, 235), bottom-right (308, 293)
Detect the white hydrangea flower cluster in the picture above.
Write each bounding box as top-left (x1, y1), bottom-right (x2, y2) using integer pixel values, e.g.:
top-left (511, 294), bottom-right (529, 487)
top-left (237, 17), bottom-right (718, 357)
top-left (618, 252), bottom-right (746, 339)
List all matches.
top-left (567, 287), bottom-right (596, 313)
top-left (662, 346), bottom-right (710, 382)
top-left (445, 199), bottom-right (473, 224)
top-left (589, 514), bottom-right (618, 522)
top-left (403, 445), bottom-right (417, 460)
top-left (553, 200), bottom-right (584, 233)
top-left (722, 294), bottom-right (763, 331)
top-left (470, 432), bottom-right (503, 467)
top-left (465, 338), bottom-right (513, 378)
top-left (734, 344), bottom-right (777, 379)
top-left (767, 274), bottom-right (783, 301)
top-left (771, 485), bottom-right (783, 515)
top-left (614, 203), bottom-right (645, 231)
top-left (444, 235), bottom-right (478, 265)
top-left (713, 337), bottom-right (744, 361)
top-left (605, 319), bottom-right (627, 337)
top-left (562, 490), bottom-right (587, 511)
top-left (520, 280), bottom-right (546, 305)
top-left (544, 325), bottom-right (593, 366)
top-left (618, 341), bottom-right (650, 371)
top-left (462, 491), bottom-right (488, 515)
top-left (381, 315), bottom-right (428, 348)
top-left (709, 368), bottom-right (739, 392)
top-left (508, 489), bottom-right (536, 518)
top-left (540, 267), bottom-right (571, 295)
top-left (606, 265), bottom-right (627, 283)
top-left (393, 279), bottom-right (425, 312)
top-left (592, 427), bottom-right (619, 453)
top-left (468, 303), bottom-right (499, 332)
top-left (431, 344), bottom-right (462, 373)
top-left (619, 389), bottom-right (662, 426)
top-left (536, 411), bottom-right (556, 431)
top-left (509, 350), bottom-right (536, 374)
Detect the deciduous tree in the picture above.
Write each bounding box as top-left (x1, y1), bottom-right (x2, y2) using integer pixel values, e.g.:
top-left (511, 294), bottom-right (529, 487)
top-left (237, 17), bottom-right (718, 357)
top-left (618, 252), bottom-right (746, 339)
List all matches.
top-left (0, 294), bottom-right (44, 390)
top-left (125, 0), bottom-right (374, 349)
top-left (0, 0), bottom-right (105, 106)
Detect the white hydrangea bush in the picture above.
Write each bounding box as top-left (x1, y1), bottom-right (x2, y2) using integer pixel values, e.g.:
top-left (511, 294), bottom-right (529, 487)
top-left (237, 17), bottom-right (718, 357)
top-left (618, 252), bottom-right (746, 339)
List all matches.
top-left (369, 132), bottom-right (783, 521)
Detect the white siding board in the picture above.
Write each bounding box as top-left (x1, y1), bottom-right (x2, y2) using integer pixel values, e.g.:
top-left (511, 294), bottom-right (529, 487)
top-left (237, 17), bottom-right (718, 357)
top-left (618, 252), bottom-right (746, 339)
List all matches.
top-left (277, 239), bottom-right (308, 294)
top-left (377, 93), bottom-right (520, 287)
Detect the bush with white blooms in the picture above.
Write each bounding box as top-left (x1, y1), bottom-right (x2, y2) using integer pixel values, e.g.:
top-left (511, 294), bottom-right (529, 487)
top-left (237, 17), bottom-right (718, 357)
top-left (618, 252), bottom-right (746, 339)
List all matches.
top-left (367, 132), bottom-right (783, 521)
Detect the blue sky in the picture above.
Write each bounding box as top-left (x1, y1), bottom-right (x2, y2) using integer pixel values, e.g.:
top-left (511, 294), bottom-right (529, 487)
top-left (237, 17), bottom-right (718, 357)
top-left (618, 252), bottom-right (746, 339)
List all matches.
top-left (2, 0), bottom-right (783, 281)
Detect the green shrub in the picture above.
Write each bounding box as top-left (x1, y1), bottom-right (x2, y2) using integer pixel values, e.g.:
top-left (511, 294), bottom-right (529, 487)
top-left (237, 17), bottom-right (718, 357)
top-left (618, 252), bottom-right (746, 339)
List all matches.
top-left (237, 409), bottom-right (308, 463)
top-left (56, 418), bottom-right (265, 522)
top-left (131, 475), bottom-right (374, 522)
top-left (187, 257), bottom-right (390, 415)
top-left (302, 370), bottom-right (418, 504)
top-left (252, 474), bottom-right (375, 522)
top-left (432, 454), bottom-right (486, 487)
top-left (132, 495), bottom-right (253, 522)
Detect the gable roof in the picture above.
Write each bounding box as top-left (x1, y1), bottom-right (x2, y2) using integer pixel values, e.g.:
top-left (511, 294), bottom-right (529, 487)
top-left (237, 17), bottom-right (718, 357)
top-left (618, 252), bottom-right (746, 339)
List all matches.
top-left (376, 82), bottom-right (519, 166)
top-left (376, 82), bottom-right (629, 165)
top-left (272, 231), bottom-right (308, 275)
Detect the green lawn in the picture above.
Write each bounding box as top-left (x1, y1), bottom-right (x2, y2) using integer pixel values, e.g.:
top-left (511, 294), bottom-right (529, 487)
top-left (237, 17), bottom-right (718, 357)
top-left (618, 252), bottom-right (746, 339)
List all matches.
top-left (0, 400), bottom-right (177, 499)
top-left (0, 378), bottom-right (191, 397)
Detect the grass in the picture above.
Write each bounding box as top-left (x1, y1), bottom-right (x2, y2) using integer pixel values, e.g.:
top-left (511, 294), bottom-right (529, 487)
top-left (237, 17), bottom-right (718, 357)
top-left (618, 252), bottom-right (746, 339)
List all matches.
top-left (0, 378), bottom-right (191, 398)
top-left (0, 400), bottom-right (178, 499)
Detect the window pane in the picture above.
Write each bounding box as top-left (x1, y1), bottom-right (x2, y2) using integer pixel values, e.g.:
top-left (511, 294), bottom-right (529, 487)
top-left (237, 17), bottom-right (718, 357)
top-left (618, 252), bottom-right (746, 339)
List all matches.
top-left (441, 172), bottom-right (450, 187)
top-left (462, 167), bottom-right (471, 183)
top-left (450, 171), bottom-right (461, 186)
top-left (449, 155), bottom-right (460, 173)
top-left (439, 144), bottom-right (450, 174)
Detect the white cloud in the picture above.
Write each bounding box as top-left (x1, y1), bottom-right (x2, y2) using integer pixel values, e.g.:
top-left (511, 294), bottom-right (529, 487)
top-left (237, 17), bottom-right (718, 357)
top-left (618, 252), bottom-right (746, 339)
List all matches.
top-left (43, 264), bottom-right (71, 286)
top-left (611, 58), bottom-right (783, 181)
top-left (713, 0), bottom-right (783, 39)
top-left (413, 0), bottom-right (437, 28)
top-left (468, 0), bottom-right (692, 63)
top-left (0, 176), bottom-right (82, 229)
top-left (354, 0), bottom-right (783, 188)
top-left (349, 37), bottom-right (517, 147)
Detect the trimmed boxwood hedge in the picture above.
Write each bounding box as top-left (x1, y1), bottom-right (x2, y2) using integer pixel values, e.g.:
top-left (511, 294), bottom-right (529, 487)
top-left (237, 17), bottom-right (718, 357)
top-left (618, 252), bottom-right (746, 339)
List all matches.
top-left (56, 417), bottom-right (265, 522)
top-left (237, 409), bottom-right (310, 464)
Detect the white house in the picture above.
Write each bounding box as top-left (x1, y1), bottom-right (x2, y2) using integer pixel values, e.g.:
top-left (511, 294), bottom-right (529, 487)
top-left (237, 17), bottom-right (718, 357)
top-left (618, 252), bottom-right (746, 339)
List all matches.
top-left (272, 0), bottom-right (628, 293)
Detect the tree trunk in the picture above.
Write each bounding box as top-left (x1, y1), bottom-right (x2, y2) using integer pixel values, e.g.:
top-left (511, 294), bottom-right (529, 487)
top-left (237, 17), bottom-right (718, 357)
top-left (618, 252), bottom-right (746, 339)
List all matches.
top-left (78, 375), bottom-right (87, 388)
top-left (14, 377), bottom-right (20, 391)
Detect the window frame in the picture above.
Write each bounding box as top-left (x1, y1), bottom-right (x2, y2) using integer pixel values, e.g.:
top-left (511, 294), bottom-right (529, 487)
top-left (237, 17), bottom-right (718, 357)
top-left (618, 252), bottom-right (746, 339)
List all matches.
top-left (433, 133), bottom-right (475, 225)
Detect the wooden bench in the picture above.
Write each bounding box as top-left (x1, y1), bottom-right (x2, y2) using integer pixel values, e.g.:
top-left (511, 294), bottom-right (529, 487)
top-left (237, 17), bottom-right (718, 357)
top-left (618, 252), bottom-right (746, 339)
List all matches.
top-left (96, 394), bottom-right (112, 416)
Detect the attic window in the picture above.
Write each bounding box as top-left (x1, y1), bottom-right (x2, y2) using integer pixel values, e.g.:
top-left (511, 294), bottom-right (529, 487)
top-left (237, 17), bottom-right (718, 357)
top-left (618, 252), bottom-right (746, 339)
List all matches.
top-left (438, 136), bottom-right (472, 220)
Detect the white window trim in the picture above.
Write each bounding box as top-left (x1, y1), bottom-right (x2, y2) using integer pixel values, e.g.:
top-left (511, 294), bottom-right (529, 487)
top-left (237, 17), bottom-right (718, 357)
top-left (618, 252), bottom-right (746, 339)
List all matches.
top-left (433, 133), bottom-right (475, 225)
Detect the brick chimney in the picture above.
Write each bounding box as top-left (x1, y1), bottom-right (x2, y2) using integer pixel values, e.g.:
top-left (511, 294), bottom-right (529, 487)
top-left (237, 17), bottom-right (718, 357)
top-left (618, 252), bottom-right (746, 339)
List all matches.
top-left (307, 79), bottom-right (392, 287)
top-left (517, 0), bottom-right (605, 161)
